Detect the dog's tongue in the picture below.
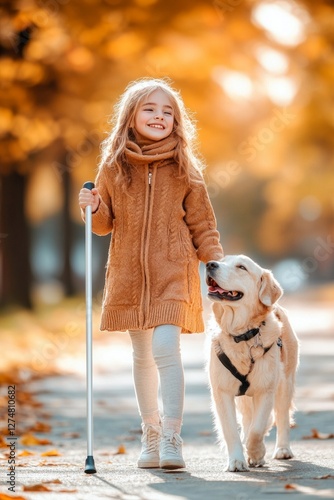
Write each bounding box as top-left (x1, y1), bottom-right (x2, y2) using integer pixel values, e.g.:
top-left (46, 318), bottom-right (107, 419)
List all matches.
top-left (208, 285), bottom-right (228, 294)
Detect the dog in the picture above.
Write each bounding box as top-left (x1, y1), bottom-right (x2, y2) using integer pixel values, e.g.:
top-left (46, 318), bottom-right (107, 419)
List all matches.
top-left (206, 255), bottom-right (299, 472)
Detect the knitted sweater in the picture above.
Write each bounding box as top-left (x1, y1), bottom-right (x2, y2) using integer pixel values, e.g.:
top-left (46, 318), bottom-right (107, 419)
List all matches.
top-left (88, 134), bottom-right (224, 333)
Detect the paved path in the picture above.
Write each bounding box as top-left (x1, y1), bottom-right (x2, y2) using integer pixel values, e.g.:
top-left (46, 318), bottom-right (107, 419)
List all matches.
top-left (1, 293), bottom-right (334, 499)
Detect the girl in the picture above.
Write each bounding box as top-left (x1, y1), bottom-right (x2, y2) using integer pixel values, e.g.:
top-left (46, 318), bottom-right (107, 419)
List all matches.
top-left (79, 78), bottom-right (224, 470)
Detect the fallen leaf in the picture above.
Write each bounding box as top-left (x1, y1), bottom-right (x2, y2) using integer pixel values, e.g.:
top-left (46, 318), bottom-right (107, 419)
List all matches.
top-left (28, 421), bottom-right (52, 433)
top-left (18, 450), bottom-right (35, 457)
top-left (302, 428), bottom-right (334, 440)
top-left (38, 460), bottom-right (72, 466)
top-left (40, 449), bottom-right (62, 456)
top-left (21, 433), bottom-right (52, 445)
top-left (61, 432), bottom-right (80, 438)
top-left (0, 372), bottom-right (22, 385)
top-left (23, 484), bottom-right (51, 492)
top-left (17, 391), bottom-right (42, 407)
top-left (115, 444), bottom-right (126, 454)
top-left (285, 484), bottom-right (296, 490)
top-left (0, 494), bottom-right (27, 500)
top-left (39, 412), bottom-right (52, 419)
top-left (0, 436), bottom-right (7, 447)
top-left (59, 489), bottom-right (78, 493)
top-left (285, 484), bottom-right (334, 496)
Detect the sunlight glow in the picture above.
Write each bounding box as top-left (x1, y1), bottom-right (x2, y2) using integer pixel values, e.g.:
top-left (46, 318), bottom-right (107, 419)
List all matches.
top-left (213, 68), bottom-right (254, 100)
top-left (299, 196), bottom-right (322, 221)
top-left (264, 76), bottom-right (298, 105)
top-left (256, 46), bottom-right (289, 75)
top-left (252, 1), bottom-right (308, 46)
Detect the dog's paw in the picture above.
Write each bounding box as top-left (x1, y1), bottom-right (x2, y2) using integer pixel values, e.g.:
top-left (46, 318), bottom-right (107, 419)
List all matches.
top-left (248, 457), bottom-right (265, 468)
top-left (226, 459), bottom-right (249, 472)
top-left (273, 447), bottom-right (294, 460)
top-left (246, 435), bottom-right (265, 467)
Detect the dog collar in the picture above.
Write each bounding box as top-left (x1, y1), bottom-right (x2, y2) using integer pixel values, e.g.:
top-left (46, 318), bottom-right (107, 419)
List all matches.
top-left (232, 321), bottom-right (266, 344)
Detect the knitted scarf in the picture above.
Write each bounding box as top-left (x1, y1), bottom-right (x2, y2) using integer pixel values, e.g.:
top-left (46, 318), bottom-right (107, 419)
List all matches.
top-left (124, 132), bottom-right (178, 169)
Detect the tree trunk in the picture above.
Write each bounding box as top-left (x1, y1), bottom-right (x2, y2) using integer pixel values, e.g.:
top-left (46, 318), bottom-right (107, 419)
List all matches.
top-left (61, 168), bottom-right (75, 296)
top-left (0, 172), bottom-right (32, 308)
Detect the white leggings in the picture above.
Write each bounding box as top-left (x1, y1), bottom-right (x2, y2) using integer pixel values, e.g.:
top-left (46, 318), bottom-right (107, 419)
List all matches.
top-left (128, 325), bottom-right (184, 433)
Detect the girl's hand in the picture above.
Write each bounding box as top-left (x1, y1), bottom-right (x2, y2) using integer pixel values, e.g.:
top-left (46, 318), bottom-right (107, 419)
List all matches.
top-left (78, 187), bottom-right (100, 213)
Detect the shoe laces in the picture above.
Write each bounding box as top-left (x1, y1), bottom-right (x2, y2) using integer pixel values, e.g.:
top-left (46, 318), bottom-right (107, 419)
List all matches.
top-left (142, 424), bottom-right (161, 453)
top-left (161, 431), bottom-right (183, 455)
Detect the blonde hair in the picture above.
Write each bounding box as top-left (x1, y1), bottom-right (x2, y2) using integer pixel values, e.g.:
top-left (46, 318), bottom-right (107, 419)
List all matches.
top-left (99, 77), bottom-right (205, 186)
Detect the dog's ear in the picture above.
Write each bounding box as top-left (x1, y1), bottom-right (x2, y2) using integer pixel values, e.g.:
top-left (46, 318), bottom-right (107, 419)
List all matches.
top-left (259, 271), bottom-right (282, 306)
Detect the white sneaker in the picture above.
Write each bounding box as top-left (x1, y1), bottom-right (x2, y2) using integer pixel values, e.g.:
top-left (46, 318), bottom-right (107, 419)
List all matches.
top-left (160, 431), bottom-right (185, 469)
top-left (137, 424), bottom-right (161, 468)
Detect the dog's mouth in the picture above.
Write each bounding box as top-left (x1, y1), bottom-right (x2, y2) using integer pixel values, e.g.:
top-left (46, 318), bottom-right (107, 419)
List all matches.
top-left (206, 276), bottom-right (244, 301)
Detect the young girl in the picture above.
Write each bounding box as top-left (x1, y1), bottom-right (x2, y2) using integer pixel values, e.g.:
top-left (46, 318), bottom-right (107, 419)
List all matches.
top-left (79, 78), bottom-right (224, 470)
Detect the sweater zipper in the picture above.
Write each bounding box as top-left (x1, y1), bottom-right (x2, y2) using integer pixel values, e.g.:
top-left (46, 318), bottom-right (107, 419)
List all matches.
top-left (140, 168), bottom-right (153, 328)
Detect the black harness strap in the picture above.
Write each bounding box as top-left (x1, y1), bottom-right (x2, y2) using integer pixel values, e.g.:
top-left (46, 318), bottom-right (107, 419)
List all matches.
top-left (216, 337), bottom-right (283, 397)
top-left (217, 351), bottom-right (250, 396)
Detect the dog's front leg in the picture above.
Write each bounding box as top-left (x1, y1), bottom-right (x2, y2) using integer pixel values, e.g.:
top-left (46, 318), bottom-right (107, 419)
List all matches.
top-left (246, 392), bottom-right (274, 467)
top-left (212, 388), bottom-right (249, 472)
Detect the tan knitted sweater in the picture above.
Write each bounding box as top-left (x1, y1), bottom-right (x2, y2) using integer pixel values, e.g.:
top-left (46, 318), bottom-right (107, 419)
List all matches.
top-left (88, 134), bottom-right (224, 333)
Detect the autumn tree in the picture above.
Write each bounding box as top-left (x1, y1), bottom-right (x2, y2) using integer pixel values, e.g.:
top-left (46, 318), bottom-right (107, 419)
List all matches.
top-left (1, 0), bottom-right (333, 307)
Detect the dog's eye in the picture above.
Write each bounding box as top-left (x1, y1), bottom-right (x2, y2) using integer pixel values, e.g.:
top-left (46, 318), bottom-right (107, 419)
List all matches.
top-left (237, 265), bottom-right (247, 271)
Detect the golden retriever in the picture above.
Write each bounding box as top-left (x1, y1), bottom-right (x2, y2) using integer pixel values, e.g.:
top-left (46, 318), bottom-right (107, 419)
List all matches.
top-left (206, 255), bottom-right (299, 472)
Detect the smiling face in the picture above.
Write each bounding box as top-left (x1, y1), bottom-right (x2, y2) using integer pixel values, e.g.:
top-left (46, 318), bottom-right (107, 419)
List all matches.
top-left (206, 255), bottom-right (282, 307)
top-left (134, 89), bottom-right (175, 141)
top-left (206, 255), bottom-right (260, 303)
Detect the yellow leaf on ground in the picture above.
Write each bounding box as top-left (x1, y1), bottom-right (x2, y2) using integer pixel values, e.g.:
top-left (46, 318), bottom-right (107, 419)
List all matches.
top-left (18, 450), bottom-right (35, 457)
top-left (38, 461), bottom-right (59, 466)
top-left (285, 483), bottom-right (334, 495)
top-left (40, 449), bottom-right (62, 456)
top-left (0, 494), bottom-right (27, 500)
top-left (285, 484), bottom-right (296, 490)
top-left (303, 428), bottom-right (334, 440)
top-left (115, 444), bottom-right (126, 454)
top-left (21, 433), bottom-right (52, 445)
top-left (29, 421), bottom-right (52, 433)
top-left (23, 484), bottom-right (51, 492)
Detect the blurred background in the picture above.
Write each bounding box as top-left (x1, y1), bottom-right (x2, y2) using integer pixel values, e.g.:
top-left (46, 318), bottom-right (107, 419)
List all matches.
top-left (1, 2), bottom-right (334, 469)
top-left (1, 0), bottom-right (334, 311)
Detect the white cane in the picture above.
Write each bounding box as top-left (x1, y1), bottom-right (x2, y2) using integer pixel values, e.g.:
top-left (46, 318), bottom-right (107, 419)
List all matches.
top-left (83, 181), bottom-right (97, 474)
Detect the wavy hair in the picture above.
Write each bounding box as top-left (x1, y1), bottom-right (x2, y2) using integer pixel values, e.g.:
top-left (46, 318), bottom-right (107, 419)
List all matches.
top-left (98, 77), bottom-right (205, 186)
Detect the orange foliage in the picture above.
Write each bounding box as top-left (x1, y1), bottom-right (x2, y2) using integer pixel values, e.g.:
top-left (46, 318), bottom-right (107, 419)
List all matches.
top-left (20, 434), bottom-right (52, 446)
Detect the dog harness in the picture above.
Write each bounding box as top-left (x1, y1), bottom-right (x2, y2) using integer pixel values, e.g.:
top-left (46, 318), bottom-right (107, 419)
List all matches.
top-left (216, 323), bottom-right (283, 397)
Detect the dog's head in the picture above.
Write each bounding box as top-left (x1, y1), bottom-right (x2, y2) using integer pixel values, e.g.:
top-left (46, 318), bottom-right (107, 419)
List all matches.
top-left (206, 255), bottom-right (282, 321)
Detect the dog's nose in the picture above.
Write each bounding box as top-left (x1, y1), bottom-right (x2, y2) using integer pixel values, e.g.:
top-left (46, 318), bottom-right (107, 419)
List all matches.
top-left (206, 261), bottom-right (219, 271)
